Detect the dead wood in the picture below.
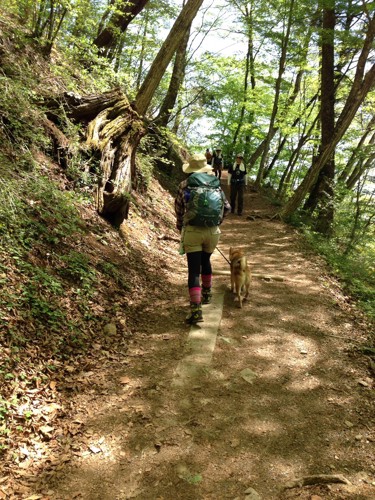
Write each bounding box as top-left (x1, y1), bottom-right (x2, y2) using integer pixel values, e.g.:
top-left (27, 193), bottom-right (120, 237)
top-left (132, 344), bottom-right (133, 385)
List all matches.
top-left (42, 117), bottom-right (71, 169)
top-left (158, 235), bottom-right (180, 242)
top-left (284, 474), bottom-right (351, 490)
top-left (213, 269), bottom-right (284, 281)
top-left (63, 88), bottom-right (125, 122)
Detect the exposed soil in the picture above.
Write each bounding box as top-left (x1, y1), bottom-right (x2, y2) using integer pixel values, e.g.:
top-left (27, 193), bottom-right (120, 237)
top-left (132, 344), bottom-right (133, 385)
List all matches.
top-left (2, 172), bottom-right (374, 500)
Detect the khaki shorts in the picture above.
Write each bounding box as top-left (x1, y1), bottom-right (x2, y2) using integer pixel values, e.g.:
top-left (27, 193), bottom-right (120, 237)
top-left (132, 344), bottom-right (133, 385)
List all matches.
top-left (183, 225), bottom-right (221, 254)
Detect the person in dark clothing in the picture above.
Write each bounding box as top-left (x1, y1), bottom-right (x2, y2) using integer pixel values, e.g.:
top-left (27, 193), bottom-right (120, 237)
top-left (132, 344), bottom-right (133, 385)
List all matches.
top-left (228, 153), bottom-right (247, 215)
top-left (211, 148), bottom-right (224, 179)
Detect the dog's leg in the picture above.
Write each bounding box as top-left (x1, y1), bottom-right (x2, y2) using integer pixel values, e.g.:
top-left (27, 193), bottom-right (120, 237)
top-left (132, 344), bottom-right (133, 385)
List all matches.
top-left (237, 285), bottom-right (243, 308)
top-left (244, 273), bottom-right (251, 302)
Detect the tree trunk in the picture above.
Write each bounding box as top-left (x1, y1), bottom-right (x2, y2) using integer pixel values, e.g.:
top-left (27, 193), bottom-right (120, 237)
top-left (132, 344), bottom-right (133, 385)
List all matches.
top-left (62, 89), bottom-right (145, 225)
top-left (71, 0), bottom-right (204, 226)
top-left (135, 0), bottom-right (204, 116)
top-left (156, 21), bottom-right (192, 127)
top-left (280, 12), bottom-right (375, 219)
top-left (338, 115), bottom-right (375, 184)
top-left (86, 95), bottom-right (146, 226)
top-left (94, 0), bottom-right (150, 59)
top-left (232, 3), bottom-right (254, 151)
top-left (304, 3), bottom-right (336, 236)
top-left (254, 0), bottom-right (295, 188)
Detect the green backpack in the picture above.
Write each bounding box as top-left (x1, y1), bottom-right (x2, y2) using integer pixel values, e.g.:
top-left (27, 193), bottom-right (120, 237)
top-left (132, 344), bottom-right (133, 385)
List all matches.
top-left (183, 173), bottom-right (224, 227)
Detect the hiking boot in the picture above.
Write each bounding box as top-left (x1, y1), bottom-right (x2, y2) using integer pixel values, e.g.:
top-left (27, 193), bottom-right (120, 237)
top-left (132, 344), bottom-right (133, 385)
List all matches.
top-left (185, 303), bottom-right (203, 324)
top-left (202, 287), bottom-right (212, 305)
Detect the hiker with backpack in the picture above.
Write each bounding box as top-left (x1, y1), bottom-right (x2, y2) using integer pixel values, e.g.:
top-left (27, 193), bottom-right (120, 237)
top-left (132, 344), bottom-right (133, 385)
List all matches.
top-left (175, 153), bottom-right (231, 325)
top-left (205, 148), bottom-right (213, 164)
top-left (211, 147), bottom-right (224, 179)
top-left (228, 153), bottom-right (248, 216)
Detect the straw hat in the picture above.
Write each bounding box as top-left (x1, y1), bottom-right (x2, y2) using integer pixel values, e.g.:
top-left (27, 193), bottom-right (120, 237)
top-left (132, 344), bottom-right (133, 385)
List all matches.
top-left (182, 153), bottom-right (214, 174)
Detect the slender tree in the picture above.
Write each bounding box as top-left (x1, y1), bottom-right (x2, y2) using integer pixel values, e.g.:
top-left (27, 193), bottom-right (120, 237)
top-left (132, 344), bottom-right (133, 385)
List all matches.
top-left (304, 0), bottom-right (336, 235)
top-left (254, 0), bottom-right (295, 188)
top-left (155, 19), bottom-right (192, 127)
top-left (280, 12), bottom-right (375, 219)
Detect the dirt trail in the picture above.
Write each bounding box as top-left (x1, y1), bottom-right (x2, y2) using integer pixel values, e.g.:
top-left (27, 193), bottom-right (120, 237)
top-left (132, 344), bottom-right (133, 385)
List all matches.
top-left (31, 179), bottom-right (374, 499)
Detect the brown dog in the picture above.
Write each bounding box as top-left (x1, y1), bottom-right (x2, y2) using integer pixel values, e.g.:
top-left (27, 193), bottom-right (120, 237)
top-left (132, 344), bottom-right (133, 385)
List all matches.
top-left (229, 247), bottom-right (251, 308)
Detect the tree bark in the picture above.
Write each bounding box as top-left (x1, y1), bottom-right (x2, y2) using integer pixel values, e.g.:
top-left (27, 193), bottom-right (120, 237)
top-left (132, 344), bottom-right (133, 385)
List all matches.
top-left (94, 0), bottom-right (150, 59)
top-left (304, 2), bottom-right (336, 236)
top-left (85, 94), bottom-right (146, 225)
top-left (155, 21), bottom-right (192, 127)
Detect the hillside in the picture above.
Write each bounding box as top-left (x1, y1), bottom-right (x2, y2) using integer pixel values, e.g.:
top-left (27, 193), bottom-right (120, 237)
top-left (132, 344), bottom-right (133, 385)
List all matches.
top-left (0, 13), bottom-right (374, 500)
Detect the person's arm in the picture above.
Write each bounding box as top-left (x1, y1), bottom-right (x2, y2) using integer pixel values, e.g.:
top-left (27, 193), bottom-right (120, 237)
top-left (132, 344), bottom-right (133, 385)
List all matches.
top-left (223, 196), bottom-right (231, 214)
top-left (227, 164), bottom-right (233, 185)
top-left (220, 190), bottom-right (231, 222)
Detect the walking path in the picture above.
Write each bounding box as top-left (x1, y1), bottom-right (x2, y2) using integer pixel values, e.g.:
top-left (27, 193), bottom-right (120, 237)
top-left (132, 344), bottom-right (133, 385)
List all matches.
top-left (26, 183), bottom-right (374, 500)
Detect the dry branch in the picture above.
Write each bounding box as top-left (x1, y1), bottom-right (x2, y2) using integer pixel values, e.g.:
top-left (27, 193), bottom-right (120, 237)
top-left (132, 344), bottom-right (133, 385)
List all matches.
top-left (284, 474), bottom-right (351, 490)
top-left (213, 270), bottom-right (284, 281)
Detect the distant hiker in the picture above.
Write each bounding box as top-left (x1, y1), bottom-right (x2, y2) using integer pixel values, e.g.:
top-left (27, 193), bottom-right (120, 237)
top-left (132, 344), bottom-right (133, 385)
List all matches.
top-left (175, 153), bottom-right (231, 325)
top-left (205, 148), bottom-right (213, 164)
top-left (228, 153), bottom-right (247, 216)
top-left (211, 147), bottom-right (224, 179)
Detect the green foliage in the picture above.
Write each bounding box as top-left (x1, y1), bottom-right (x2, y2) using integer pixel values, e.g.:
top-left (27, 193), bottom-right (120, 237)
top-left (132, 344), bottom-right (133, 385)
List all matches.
top-left (97, 261), bottom-right (131, 290)
top-left (0, 72), bottom-right (49, 161)
top-left (303, 228), bottom-right (375, 321)
top-left (136, 152), bottom-right (154, 190)
top-left (0, 173), bottom-right (83, 249)
top-left (59, 251), bottom-right (96, 291)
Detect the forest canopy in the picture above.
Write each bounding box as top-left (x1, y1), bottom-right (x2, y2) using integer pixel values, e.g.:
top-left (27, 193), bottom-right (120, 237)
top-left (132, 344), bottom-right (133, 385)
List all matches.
top-left (0, 0), bottom-right (374, 315)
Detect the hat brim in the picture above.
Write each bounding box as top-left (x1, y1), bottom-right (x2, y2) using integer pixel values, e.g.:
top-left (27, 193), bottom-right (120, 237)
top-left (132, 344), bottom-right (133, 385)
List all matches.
top-left (182, 164), bottom-right (214, 174)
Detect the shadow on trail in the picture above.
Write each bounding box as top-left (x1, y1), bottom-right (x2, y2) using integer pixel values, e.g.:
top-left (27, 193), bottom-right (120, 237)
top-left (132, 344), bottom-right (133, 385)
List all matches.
top-left (33, 191), bottom-right (373, 500)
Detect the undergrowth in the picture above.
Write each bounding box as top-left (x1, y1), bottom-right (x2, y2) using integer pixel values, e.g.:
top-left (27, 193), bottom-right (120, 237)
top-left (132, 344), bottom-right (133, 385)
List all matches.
top-left (303, 228), bottom-right (375, 324)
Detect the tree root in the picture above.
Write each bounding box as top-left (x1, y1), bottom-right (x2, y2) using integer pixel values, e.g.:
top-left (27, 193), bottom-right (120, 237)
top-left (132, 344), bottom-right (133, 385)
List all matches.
top-left (284, 474), bottom-right (351, 490)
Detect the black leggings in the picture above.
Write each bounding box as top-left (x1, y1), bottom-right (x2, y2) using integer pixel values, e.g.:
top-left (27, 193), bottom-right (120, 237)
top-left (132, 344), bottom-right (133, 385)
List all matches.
top-left (186, 251), bottom-right (212, 288)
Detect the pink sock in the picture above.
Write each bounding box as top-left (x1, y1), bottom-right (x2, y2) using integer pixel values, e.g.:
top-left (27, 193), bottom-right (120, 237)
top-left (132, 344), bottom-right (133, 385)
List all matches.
top-left (201, 274), bottom-right (212, 289)
top-left (189, 287), bottom-right (201, 304)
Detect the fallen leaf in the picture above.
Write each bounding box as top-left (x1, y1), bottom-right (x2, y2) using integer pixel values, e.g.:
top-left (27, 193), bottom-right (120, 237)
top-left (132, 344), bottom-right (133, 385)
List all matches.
top-left (119, 376), bottom-right (131, 385)
top-left (89, 445), bottom-right (101, 454)
top-left (39, 425), bottom-right (54, 436)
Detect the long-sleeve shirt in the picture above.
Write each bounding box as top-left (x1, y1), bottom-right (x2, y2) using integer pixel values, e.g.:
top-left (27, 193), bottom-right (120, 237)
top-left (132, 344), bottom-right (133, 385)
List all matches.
top-left (174, 178), bottom-right (231, 231)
